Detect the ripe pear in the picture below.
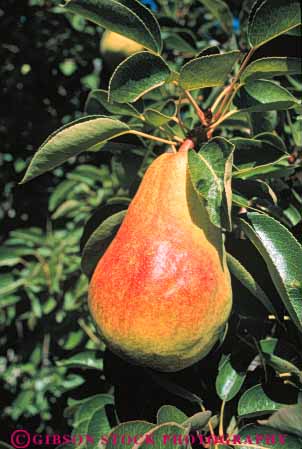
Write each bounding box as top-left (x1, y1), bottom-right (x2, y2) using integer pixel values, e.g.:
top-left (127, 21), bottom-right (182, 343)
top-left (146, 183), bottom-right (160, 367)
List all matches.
top-left (100, 30), bottom-right (144, 71)
top-left (89, 148), bottom-right (232, 372)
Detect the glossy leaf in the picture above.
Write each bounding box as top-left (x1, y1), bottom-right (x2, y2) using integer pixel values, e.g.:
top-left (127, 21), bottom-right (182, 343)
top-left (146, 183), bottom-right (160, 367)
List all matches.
top-left (157, 405), bottom-right (188, 424)
top-left (259, 404), bottom-right (302, 437)
top-left (240, 213), bottom-right (302, 332)
top-left (85, 89), bottom-right (142, 117)
top-left (241, 57), bottom-right (302, 82)
top-left (237, 424), bottom-right (302, 449)
top-left (180, 51), bottom-right (240, 90)
top-left (234, 80), bottom-right (299, 113)
top-left (238, 384), bottom-right (285, 418)
top-left (63, 0), bottom-right (162, 53)
top-left (198, 0), bottom-right (233, 33)
top-left (72, 394), bottom-right (114, 449)
top-left (216, 355), bottom-right (247, 401)
top-left (21, 117), bottom-right (131, 183)
top-left (188, 137), bottom-right (234, 230)
top-left (248, 0), bottom-right (302, 49)
top-left (109, 52), bottom-right (171, 103)
top-left (57, 351), bottom-right (104, 370)
top-left (226, 253), bottom-right (277, 315)
top-left (106, 421), bottom-right (155, 449)
top-left (263, 353), bottom-right (302, 379)
top-left (81, 210), bottom-right (127, 277)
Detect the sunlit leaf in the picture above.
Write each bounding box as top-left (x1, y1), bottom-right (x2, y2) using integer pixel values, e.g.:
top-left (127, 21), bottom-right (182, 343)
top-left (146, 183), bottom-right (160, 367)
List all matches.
top-left (109, 52), bottom-right (171, 103)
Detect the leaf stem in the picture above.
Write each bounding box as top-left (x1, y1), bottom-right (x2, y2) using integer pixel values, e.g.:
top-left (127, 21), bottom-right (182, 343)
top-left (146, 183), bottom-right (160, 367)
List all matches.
top-left (78, 318), bottom-right (101, 345)
top-left (208, 110), bottom-right (239, 137)
top-left (218, 399), bottom-right (226, 437)
top-left (183, 89), bottom-right (209, 126)
top-left (213, 48), bottom-right (256, 120)
top-left (201, 404), bottom-right (217, 449)
top-left (176, 94), bottom-right (190, 135)
top-left (130, 130), bottom-right (178, 146)
top-left (211, 86), bottom-right (232, 113)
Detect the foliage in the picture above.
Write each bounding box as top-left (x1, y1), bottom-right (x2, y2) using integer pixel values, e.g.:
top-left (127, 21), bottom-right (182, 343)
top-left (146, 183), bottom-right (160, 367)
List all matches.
top-left (1, 0), bottom-right (302, 448)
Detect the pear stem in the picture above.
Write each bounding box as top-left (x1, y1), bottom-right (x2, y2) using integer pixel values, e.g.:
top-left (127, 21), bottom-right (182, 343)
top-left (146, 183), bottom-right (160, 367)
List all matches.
top-left (178, 138), bottom-right (195, 153)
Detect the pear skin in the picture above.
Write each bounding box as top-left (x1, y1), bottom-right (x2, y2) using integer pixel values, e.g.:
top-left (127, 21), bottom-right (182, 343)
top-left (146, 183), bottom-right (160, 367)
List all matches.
top-left (89, 149), bottom-right (232, 372)
top-left (100, 31), bottom-right (144, 71)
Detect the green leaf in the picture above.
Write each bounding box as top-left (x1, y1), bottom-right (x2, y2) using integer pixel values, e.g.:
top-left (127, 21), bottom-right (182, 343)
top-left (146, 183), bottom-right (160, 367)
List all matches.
top-left (197, 45), bottom-right (220, 57)
top-left (233, 178), bottom-right (278, 204)
top-left (233, 156), bottom-right (290, 179)
top-left (137, 422), bottom-right (187, 448)
top-left (231, 136), bottom-right (289, 180)
top-left (87, 407), bottom-right (112, 449)
top-left (248, 0), bottom-right (302, 49)
top-left (284, 204), bottom-right (302, 227)
top-left (106, 422), bottom-right (155, 449)
top-left (259, 337), bottom-right (278, 354)
top-left (57, 351), bottom-right (103, 370)
top-left (240, 213), bottom-right (302, 332)
top-left (237, 424), bottom-right (302, 449)
top-left (164, 32), bottom-right (196, 54)
top-left (0, 442), bottom-right (14, 449)
top-left (157, 405), bottom-right (188, 425)
top-left (109, 52), bottom-right (171, 103)
top-left (258, 404), bottom-right (302, 437)
top-left (188, 137), bottom-right (234, 230)
top-left (238, 384), bottom-right (285, 418)
top-left (144, 108), bottom-right (175, 126)
top-left (49, 180), bottom-right (77, 212)
top-left (51, 199), bottom-right (80, 220)
top-left (249, 110), bottom-right (278, 134)
top-left (180, 51), bottom-right (240, 90)
top-left (0, 246), bottom-right (33, 267)
top-left (183, 411), bottom-right (212, 431)
top-left (63, 0), bottom-right (162, 53)
top-left (81, 210), bottom-right (127, 277)
top-left (55, 445), bottom-right (74, 449)
top-left (234, 80), bottom-right (299, 113)
top-left (290, 116), bottom-right (302, 147)
top-left (226, 253), bottom-right (277, 315)
top-left (0, 276), bottom-right (24, 296)
top-left (262, 353), bottom-right (302, 379)
top-left (255, 132), bottom-right (287, 152)
top-left (21, 117), bottom-right (131, 183)
top-left (241, 57), bottom-right (302, 82)
top-left (198, 0), bottom-right (233, 33)
top-left (72, 394), bottom-right (114, 449)
top-left (216, 355), bottom-right (247, 401)
top-left (85, 89), bottom-right (142, 117)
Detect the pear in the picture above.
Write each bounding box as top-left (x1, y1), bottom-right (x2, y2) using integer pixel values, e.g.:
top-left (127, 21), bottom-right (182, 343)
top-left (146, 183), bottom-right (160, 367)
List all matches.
top-left (100, 31), bottom-right (144, 71)
top-left (89, 148), bottom-right (232, 372)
